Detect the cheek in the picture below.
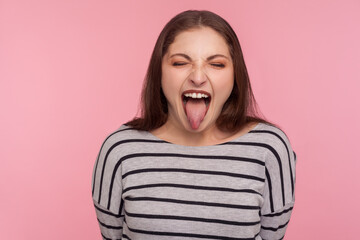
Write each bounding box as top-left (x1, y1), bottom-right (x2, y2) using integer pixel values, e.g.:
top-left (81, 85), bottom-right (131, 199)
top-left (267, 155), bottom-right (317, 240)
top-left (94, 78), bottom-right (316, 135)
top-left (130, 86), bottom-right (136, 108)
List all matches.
top-left (161, 68), bottom-right (173, 99)
top-left (161, 76), bottom-right (180, 104)
top-left (160, 79), bottom-right (171, 102)
top-left (161, 68), bottom-right (186, 98)
top-left (215, 72), bottom-right (234, 101)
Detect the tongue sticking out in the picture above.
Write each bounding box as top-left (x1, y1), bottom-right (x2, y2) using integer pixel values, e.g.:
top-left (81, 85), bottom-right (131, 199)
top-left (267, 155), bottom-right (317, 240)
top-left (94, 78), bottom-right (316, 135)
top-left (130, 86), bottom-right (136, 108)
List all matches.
top-left (185, 98), bottom-right (207, 130)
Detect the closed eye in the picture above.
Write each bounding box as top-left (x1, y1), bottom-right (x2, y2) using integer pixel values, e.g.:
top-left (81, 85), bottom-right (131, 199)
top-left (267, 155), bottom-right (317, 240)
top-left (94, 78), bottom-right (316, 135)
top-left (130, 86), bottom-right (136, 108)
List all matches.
top-left (172, 62), bottom-right (188, 66)
top-left (210, 63), bottom-right (225, 68)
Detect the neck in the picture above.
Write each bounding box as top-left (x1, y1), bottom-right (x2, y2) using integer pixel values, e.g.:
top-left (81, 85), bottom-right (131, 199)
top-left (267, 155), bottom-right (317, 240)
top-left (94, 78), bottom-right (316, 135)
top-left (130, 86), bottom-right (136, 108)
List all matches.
top-left (151, 120), bottom-right (234, 146)
top-left (150, 119), bottom-right (258, 147)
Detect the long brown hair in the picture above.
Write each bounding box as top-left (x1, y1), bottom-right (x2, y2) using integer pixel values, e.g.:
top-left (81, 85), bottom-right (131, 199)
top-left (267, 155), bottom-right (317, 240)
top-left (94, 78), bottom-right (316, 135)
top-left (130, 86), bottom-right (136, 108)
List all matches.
top-left (126, 10), bottom-right (272, 132)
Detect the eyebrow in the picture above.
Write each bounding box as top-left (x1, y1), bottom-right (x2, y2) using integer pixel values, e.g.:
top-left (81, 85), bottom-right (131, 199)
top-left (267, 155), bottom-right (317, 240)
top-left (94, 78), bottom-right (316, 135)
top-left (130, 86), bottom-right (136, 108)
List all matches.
top-left (169, 53), bottom-right (230, 61)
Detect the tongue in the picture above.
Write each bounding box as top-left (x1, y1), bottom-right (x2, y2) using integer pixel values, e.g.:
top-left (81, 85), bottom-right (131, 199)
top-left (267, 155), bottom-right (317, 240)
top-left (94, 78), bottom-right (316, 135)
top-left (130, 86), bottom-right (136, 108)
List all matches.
top-left (185, 99), bottom-right (207, 130)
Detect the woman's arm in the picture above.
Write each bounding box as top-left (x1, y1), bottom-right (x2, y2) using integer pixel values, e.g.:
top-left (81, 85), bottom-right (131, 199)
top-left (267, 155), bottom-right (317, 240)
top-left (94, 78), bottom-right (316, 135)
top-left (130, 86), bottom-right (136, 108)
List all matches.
top-left (93, 200), bottom-right (124, 240)
top-left (91, 130), bottom-right (126, 239)
top-left (260, 132), bottom-right (297, 239)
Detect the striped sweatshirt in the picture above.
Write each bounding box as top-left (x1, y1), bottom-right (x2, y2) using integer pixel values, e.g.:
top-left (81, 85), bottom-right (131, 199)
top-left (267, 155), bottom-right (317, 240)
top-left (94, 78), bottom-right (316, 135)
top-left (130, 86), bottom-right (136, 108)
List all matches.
top-left (91, 122), bottom-right (296, 240)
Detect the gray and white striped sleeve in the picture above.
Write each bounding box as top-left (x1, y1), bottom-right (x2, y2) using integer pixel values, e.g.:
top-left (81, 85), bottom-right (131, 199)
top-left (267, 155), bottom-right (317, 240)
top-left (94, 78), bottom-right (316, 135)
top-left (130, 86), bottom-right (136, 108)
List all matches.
top-left (91, 130), bottom-right (126, 240)
top-left (93, 201), bottom-right (124, 240)
top-left (260, 131), bottom-right (296, 240)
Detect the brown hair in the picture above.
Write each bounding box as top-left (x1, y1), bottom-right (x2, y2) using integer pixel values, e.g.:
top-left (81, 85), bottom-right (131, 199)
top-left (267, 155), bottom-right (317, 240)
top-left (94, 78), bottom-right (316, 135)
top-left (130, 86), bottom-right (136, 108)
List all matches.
top-left (126, 10), bottom-right (272, 132)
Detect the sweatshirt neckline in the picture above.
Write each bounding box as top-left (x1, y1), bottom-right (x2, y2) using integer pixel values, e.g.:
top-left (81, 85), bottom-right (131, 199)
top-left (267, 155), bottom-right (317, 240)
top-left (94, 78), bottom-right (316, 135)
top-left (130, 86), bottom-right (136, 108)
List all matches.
top-left (146, 122), bottom-right (262, 148)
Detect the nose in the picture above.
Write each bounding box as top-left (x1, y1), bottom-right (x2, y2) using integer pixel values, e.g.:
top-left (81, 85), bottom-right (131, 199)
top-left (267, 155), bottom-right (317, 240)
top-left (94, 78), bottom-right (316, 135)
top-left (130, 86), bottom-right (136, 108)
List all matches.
top-left (189, 66), bottom-right (208, 87)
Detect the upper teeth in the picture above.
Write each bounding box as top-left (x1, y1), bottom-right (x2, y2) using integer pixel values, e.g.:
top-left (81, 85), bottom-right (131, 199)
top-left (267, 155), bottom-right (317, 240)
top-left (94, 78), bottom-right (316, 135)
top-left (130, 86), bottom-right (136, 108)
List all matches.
top-left (184, 93), bottom-right (209, 99)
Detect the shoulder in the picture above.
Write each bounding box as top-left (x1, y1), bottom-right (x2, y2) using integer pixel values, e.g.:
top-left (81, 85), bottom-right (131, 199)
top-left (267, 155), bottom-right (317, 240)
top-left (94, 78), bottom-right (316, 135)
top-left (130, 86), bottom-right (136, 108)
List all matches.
top-left (98, 125), bottom-right (146, 162)
top-left (93, 125), bottom-right (153, 187)
top-left (100, 124), bottom-right (152, 147)
top-left (255, 123), bottom-right (296, 212)
top-left (250, 122), bottom-right (296, 162)
top-left (97, 124), bottom-right (171, 161)
top-left (103, 124), bottom-right (137, 142)
top-left (252, 122), bottom-right (294, 148)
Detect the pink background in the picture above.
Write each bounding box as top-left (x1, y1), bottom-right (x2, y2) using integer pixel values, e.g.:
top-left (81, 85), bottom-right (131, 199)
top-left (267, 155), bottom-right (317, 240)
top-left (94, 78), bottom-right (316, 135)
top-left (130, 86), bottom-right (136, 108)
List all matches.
top-left (1, 0), bottom-right (359, 239)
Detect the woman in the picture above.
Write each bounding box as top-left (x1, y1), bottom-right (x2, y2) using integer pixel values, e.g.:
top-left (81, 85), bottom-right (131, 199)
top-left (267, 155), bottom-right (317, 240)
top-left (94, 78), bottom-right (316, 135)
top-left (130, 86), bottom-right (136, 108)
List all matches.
top-left (92, 10), bottom-right (296, 240)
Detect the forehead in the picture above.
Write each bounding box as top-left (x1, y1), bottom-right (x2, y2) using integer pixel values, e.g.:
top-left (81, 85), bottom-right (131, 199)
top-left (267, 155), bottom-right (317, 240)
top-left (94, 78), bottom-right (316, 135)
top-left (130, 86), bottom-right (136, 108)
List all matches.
top-left (167, 27), bottom-right (230, 57)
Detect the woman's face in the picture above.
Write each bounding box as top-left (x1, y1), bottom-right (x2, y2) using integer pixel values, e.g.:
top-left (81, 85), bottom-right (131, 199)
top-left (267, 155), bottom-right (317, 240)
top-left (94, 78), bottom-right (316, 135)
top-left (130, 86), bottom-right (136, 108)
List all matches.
top-left (161, 27), bottom-right (234, 133)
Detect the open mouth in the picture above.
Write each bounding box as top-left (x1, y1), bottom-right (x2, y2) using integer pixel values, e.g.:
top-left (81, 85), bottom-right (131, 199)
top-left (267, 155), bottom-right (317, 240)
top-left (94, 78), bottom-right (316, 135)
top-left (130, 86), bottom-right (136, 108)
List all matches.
top-left (182, 90), bottom-right (211, 130)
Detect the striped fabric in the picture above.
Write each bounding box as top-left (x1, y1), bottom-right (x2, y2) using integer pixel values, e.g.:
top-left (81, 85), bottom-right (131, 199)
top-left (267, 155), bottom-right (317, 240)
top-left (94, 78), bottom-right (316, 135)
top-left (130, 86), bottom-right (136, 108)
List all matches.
top-left (91, 122), bottom-right (296, 240)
